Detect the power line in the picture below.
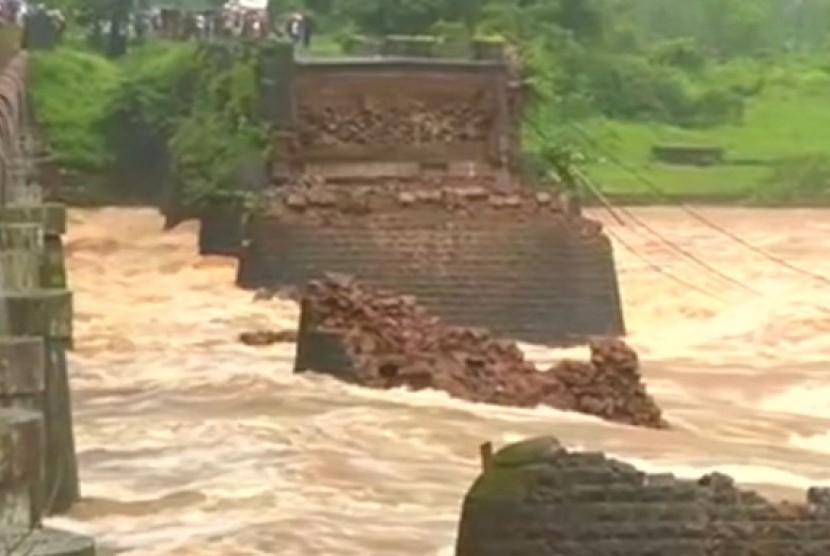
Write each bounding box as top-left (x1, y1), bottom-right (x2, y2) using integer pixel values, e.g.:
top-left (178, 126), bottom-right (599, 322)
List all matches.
top-left (572, 168), bottom-right (755, 296)
top-left (567, 122), bottom-right (830, 288)
top-left (576, 170), bottom-right (727, 303)
top-left (524, 116), bottom-right (757, 295)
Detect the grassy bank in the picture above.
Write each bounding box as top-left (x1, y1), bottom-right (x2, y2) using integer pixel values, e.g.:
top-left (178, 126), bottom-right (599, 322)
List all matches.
top-left (574, 59), bottom-right (830, 204)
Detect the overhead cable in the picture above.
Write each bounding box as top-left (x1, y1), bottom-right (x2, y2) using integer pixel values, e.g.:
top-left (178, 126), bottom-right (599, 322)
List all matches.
top-left (568, 122), bottom-right (830, 288)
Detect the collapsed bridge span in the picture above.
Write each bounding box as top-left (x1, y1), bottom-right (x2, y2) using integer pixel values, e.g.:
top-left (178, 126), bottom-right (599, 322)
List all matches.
top-left (193, 37), bottom-right (626, 346)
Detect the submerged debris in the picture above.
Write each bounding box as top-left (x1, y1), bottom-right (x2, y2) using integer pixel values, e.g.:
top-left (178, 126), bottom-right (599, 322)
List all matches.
top-left (301, 274), bottom-right (667, 429)
top-left (239, 329), bottom-right (298, 346)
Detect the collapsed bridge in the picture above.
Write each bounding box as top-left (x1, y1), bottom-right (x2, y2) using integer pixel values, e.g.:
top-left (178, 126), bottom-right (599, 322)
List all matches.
top-left (193, 37), bottom-right (627, 346)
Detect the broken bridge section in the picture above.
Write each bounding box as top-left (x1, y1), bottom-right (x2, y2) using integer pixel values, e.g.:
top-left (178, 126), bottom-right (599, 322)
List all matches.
top-left (216, 41), bottom-right (627, 346)
top-left (0, 51), bottom-right (96, 555)
top-left (456, 437), bottom-right (830, 556)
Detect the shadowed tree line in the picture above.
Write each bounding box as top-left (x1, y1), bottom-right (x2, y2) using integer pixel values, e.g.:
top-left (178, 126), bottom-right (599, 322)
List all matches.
top-left (29, 0), bottom-right (830, 203)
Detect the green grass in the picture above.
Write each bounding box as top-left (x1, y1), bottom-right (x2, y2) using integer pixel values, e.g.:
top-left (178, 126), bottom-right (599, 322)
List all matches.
top-left (575, 71), bottom-right (830, 201)
top-left (305, 35), bottom-right (345, 57)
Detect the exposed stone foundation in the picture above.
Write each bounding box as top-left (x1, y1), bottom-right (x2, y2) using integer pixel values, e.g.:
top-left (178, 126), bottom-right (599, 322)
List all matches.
top-left (456, 437), bottom-right (830, 556)
top-left (239, 181), bottom-right (625, 345)
top-left (261, 179), bottom-right (595, 233)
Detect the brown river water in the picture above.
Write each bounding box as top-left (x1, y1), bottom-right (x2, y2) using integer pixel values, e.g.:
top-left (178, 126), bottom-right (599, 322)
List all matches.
top-left (44, 206), bottom-right (830, 555)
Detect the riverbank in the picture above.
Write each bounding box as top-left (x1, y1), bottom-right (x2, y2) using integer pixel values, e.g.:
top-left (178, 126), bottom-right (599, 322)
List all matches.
top-left (575, 61), bottom-right (830, 204)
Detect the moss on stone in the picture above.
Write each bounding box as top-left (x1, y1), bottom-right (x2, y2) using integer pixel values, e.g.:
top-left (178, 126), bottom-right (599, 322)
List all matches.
top-left (467, 464), bottom-right (542, 500)
top-left (492, 435), bottom-right (563, 467)
top-left (465, 437), bottom-right (563, 501)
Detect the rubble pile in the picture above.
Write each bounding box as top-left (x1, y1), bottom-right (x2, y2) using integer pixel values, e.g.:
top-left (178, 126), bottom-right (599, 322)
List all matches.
top-left (239, 329), bottom-right (298, 346)
top-left (700, 471), bottom-right (829, 522)
top-left (304, 274), bottom-right (666, 429)
top-left (700, 472), bottom-right (830, 551)
top-left (297, 98), bottom-right (490, 147)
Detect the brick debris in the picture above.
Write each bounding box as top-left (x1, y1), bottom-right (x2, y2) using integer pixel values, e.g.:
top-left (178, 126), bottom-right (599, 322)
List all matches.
top-left (302, 273), bottom-right (666, 429)
top-left (263, 178), bottom-right (603, 238)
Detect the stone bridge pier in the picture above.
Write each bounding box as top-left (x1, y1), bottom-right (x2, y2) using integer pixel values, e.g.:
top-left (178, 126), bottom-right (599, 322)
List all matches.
top-left (0, 52), bottom-right (95, 554)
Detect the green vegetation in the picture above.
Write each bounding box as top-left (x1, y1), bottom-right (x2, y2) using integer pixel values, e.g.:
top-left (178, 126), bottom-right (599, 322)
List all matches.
top-left (29, 0), bottom-right (830, 204)
top-left (293, 0), bottom-right (830, 204)
top-left (30, 48), bottom-right (119, 172)
top-left (573, 58), bottom-right (830, 202)
top-left (31, 40), bottom-right (268, 208)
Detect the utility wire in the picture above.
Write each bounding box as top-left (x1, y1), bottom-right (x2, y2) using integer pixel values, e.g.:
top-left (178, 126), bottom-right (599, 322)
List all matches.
top-left (524, 116), bottom-right (757, 295)
top-left (575, 169), bottom-right (727, 303)
top-left (568, 122), bottom-right (830, 288)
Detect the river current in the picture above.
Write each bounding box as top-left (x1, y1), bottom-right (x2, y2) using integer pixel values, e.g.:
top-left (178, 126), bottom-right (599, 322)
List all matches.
top-left (45, 206), bottom-right (830, 555)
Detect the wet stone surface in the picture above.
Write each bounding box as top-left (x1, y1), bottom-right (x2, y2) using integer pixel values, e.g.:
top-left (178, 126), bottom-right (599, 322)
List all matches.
top-left (456, 436), bottom-right (830, 556)
top-left (300, 275), bottom-right (664, 428)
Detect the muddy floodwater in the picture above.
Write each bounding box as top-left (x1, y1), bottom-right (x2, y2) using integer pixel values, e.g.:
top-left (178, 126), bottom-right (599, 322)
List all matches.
top-left (47, 207), bottom-right (830, 555)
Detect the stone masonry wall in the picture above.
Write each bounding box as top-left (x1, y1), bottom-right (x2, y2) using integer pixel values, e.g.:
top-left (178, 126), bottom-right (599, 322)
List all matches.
top-left (198, 203), bottom-right (245, 256)
top-left (456, 437), bottom-right (830, 556)
top-left (237, 188), bottom-right (625, 345)
top-left (290, 60), bottom-right (517, 169)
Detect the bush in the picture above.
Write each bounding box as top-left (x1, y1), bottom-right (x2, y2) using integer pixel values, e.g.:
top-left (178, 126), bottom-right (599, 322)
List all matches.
top-left (169, 114), bottom-right (266, 210)
top-left (29, 47), bottom-right (120, 171)
top-left (32, 43), bottom-right (268, 209)
top-left (581, 54), bottom-right (695, 123)
top-left (554, 52), bottom-right (749, 129)
top-left (106, 41), bottom-right (200, 134)
top-left (753, 154), bottom-right (830, 203)
top-left (650, 38), bottom-right (707, 73)
top-left (689, 86), bottom-right (744, 126)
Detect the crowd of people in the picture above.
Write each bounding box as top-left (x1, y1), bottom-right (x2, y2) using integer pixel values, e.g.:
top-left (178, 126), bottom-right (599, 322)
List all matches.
top-left (147, 7), bottom-right (270, 41)
top-left (1, 0), bottom-right (66, 49)
top-left (0, 0), bottom-right (316, 53)
top-left (284, 11), bottom-right (313, 49)
top-left (1, 0), bottom-right (64, 33)
top-left (140, 7), bottom-right (314, 46)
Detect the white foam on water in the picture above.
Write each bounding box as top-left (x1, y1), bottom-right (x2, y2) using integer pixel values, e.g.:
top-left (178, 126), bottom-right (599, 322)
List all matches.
top-left (788, 431), bottom-right (830, 454)
top-left (59, 207), bottom-right (830, 555)
top-left (759, 383), bottom-right (830, 419)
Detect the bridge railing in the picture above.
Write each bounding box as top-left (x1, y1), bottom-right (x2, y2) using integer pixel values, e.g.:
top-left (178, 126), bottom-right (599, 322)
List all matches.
top-left (0, 47), bottom-right (96, 554)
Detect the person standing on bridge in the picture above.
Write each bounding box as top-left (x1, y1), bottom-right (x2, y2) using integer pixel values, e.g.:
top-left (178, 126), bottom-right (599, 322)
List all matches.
top-left (285, 11), bottom-right (305, 50)
top-left (301, 11), bottom-right (314, 48)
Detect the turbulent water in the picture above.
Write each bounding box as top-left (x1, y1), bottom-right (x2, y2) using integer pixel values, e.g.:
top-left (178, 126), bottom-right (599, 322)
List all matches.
top-left (47, 207), bottom-right (830, 555)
